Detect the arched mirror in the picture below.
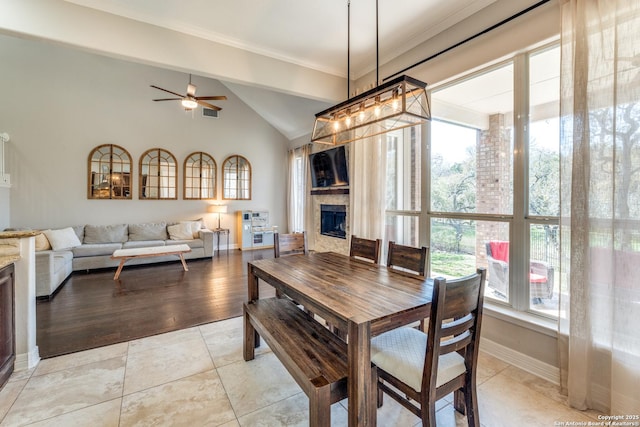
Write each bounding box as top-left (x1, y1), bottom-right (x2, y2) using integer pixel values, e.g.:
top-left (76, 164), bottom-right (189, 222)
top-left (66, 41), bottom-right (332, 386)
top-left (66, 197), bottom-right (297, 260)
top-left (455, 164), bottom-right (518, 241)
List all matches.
top-left (222, 155), bottom-right (251, 200)
top-left (88, 144), bottom-right (132, 199)
top-left (139, 148), bottom-right (177, 199)
top-left (184, 152), bottom-right (217, 200)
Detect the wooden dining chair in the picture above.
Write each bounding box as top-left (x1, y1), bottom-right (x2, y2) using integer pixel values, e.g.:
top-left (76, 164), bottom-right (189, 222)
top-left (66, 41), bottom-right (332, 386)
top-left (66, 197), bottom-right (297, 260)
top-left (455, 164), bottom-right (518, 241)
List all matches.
top-left (273, 231), bottom-right (308, 304)
top-left (371, 268), bottom-right (487, 427)
top-left (349, 236), bottom-right (382, 264)
top-left (274, 232), bottom-right (307, 258)
top-left (387, 241), bottom-right (429, 277)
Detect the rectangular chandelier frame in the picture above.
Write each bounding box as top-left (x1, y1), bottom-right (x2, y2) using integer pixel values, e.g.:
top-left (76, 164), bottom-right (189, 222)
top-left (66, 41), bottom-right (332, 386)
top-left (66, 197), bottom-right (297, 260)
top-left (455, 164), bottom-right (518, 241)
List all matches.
top-left (311, 75), bottom-right (431, 145)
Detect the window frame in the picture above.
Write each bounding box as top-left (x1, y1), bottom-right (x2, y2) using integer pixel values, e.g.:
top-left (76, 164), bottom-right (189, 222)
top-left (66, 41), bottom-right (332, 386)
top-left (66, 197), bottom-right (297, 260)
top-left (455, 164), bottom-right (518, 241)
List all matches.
top-left (183, 151), bottom-right (217, 200)
top-left (138, 148), bottom-right (178, 200)
top-left (87, 144), bottom-right (132, 200)
top-left (422, 42), bottom-right (560, 319)
top-left (222, 155), bottom-right (252, 200)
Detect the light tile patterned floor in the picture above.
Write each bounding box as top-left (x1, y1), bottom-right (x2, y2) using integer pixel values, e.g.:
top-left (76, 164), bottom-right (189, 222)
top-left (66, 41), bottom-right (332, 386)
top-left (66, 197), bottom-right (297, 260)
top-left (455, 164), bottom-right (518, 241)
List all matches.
top-left (0, 317), bottom-right (600, 426)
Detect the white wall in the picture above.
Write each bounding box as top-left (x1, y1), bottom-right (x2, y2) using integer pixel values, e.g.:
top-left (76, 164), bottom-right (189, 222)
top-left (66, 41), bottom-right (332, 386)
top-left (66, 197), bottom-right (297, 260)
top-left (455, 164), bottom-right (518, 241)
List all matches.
top-left (0, 187), bottom-right (9, 230)
top-left (0, 34), bottom-right (288, 245)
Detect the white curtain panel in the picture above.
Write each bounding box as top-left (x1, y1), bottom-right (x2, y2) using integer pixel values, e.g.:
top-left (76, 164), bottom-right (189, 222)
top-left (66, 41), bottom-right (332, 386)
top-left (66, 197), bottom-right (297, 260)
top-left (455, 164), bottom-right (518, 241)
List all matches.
top-left (286, 144), bottom-right (313, 240)
top-left (349, 136), bottom-right (387, 243)
top-left (559, 0), bottom-right (640, 414)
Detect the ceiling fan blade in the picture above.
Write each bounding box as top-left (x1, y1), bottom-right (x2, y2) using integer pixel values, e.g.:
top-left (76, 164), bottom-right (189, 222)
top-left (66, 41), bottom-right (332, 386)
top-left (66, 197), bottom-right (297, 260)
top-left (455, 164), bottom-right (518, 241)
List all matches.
top-left (196, 100), bottom-right (222, 111)
top-left (150, 85), bottom-right (185, 98)
top-left (153, 98), bottom-right (182, 101)
top-left (195, 96), bottom-right (227, 101)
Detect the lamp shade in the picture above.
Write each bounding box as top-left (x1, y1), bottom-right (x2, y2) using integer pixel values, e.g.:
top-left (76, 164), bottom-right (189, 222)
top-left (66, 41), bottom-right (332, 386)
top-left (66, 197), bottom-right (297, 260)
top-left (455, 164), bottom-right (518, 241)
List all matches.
top-left (207, 204), bottom-right (228, 214)
top-left (311, 75), bottom-right (430, 145)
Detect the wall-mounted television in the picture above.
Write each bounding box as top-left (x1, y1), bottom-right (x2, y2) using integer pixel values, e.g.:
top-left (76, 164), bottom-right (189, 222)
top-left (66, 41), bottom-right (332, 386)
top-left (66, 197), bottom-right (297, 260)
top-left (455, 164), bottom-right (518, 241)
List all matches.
top-left (309, 145), bottom-right (349, 189)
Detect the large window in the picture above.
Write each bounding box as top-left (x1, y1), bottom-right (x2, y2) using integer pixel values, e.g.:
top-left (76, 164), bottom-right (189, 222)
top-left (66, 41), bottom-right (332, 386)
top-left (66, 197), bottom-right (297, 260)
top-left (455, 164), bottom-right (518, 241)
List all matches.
top-left (428, 45), bottom-right (560, 318)
top-left (384, 44), bottom-right (561, 319)
top-left (385, 126), bottom-right (422, 252)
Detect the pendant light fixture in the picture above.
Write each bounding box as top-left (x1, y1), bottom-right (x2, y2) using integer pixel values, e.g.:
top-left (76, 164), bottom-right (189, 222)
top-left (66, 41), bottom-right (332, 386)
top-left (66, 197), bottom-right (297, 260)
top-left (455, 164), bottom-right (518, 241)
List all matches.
top-left (311, 0), bottom-right (431, 145)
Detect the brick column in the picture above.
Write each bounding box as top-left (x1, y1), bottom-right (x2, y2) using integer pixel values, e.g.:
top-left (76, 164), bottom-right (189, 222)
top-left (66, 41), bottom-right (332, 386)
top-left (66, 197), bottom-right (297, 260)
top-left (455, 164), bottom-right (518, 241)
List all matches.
top-left (476, 114), bottom-right (511, 265)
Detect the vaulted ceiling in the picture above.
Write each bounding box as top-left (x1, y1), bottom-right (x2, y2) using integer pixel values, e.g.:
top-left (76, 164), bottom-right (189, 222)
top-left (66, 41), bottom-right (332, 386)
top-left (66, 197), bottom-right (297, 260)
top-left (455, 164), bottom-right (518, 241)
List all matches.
top-left (0, 0), bottom-right (550, 140)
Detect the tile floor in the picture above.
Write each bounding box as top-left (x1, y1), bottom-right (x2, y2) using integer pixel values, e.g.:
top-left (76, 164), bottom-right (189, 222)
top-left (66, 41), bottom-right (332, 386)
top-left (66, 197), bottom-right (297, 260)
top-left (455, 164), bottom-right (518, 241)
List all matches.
top-left (1, 316), bottom-right (600, 426)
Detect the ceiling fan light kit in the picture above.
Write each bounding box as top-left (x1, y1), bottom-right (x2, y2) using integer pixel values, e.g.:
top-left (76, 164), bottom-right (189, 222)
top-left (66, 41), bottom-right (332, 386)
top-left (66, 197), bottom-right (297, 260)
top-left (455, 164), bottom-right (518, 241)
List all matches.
top-left (181, 98), bottom-right (198, 109)
top-left (311, 0), bottom-right (430, 145)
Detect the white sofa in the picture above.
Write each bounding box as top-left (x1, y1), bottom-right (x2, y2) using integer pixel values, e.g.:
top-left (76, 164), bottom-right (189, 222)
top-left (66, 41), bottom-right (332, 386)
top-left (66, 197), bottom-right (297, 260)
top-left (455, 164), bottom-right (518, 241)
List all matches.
top-left (36, 221), bottom-right (214, 299)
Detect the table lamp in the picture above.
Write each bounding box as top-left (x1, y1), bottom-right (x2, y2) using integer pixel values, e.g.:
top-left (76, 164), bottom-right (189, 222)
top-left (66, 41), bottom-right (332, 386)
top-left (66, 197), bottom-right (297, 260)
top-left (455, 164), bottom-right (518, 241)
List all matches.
top-left (207, 204), bottom-right (228, 229)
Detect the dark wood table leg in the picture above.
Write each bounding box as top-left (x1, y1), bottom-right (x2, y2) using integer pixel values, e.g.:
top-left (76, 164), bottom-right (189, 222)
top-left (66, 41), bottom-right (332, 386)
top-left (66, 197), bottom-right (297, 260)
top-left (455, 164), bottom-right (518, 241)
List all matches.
top-left (246, 263), bottom-right (260, 348)
top-left (243, 303), bottom-right (255, 361)
top-left (348, 320), bottom-right (375, 427)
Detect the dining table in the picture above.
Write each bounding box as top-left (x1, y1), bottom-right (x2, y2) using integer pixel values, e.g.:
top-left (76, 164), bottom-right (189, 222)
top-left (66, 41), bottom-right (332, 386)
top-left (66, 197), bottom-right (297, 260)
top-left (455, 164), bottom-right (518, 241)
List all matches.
top-left (244, 251), bottom-right (433, 426)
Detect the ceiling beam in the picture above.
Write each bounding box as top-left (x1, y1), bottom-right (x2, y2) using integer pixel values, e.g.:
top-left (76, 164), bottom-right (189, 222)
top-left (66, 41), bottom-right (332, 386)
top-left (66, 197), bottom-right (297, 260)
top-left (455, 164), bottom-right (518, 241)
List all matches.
top-left (0, 0), bottom-right (346, 103)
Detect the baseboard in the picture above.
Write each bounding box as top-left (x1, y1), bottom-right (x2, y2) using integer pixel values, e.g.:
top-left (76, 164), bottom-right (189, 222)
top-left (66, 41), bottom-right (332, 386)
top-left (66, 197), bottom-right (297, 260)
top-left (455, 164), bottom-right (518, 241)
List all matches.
top-left (480, 338), bottom-right (560, 385)
top-left (14, 346), bottom-right (41, 372)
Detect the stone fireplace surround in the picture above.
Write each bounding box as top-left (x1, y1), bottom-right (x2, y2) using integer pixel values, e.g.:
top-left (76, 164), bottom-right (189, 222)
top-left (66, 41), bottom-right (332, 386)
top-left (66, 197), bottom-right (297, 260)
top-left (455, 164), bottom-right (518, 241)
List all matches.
top-left (312, 193), bottom-right (349, 254)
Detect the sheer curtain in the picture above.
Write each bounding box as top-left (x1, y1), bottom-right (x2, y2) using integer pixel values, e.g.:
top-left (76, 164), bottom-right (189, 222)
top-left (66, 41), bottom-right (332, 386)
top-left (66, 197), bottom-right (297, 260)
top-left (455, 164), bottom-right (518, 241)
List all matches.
top-left (286, 144), bottom-right (314, 241)
top-left (559, 0), bottom-right (640, 414)
top-left (349, 136), bottom-right (387, 242)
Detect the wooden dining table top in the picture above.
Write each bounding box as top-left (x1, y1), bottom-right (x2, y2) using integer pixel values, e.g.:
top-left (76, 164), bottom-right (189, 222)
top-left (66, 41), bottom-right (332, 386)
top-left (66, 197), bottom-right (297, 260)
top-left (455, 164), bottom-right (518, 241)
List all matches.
top-left (248, 251), bottom-right (433, 335)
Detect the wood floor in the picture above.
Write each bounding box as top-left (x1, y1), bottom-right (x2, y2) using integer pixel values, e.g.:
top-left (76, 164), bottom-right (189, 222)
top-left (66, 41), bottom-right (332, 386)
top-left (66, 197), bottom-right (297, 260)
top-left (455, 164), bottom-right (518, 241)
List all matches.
top-left (36, 248), bottom-right (276, 358)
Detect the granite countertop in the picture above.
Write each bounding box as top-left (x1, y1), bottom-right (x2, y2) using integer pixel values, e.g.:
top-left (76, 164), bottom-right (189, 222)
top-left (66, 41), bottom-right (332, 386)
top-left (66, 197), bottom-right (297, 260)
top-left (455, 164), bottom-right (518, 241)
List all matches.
top-left (0, 230), bottom-right (41, 239)
top-left (0, 255), bottom-right (20, 269)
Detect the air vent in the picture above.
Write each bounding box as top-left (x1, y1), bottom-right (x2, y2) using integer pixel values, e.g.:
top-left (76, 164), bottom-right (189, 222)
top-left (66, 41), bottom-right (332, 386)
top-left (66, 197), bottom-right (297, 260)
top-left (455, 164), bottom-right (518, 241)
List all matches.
top-left (202, 108), bottom-right (219, 118)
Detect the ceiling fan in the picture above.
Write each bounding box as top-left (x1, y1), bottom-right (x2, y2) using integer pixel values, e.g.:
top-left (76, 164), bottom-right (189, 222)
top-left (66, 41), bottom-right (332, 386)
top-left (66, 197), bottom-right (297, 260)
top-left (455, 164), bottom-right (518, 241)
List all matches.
top-left (151, 75), bottom-right (227, 111)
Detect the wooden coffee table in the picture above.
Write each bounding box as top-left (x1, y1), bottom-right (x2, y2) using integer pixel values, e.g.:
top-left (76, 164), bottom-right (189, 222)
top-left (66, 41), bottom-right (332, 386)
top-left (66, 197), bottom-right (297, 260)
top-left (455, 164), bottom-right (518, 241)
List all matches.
top-left (110, 244), bottom-right (192, 280)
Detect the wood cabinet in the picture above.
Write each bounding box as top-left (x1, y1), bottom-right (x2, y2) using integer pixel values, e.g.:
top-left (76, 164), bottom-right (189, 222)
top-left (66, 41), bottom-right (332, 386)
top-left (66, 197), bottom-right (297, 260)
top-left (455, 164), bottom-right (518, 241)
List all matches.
top-left (0, 263), bottom-right (15, 388)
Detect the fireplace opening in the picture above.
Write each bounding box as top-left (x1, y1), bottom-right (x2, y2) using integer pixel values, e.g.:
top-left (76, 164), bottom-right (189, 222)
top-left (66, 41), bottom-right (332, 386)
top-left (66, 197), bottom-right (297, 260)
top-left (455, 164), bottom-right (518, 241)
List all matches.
top-left (320, 204), bottom-right (346, 239)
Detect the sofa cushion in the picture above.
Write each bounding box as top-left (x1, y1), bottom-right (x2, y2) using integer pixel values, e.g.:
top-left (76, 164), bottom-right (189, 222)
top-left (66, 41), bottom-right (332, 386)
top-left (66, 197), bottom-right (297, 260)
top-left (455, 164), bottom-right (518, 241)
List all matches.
top-left (44, 227), bottom-right (83, 251)
top-left (168, 223), bottom-right (194, 240)
top-left (122, 240), bottom-right (166, 249)
top-left (84, 224), bottom-right (128, 244)
top-left (128, 222), bottom-right (168, 241)
top-left (73, 243), bottom-right (122, 257)
top-left (72, 225), bottom-right (85, 242)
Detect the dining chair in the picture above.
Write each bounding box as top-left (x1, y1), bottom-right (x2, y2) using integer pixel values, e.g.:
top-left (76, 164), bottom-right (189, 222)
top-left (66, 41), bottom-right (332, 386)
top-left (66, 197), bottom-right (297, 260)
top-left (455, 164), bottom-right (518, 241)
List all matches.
top-left (274, 232), bottom-right (307, 258)
top-left (349, 236), bottom-right (382, 264)
top-left (371, 268), bottom-right (487, 427)
top-left (273, 231), bottom-right (309, 304)
top-left (386, 241), bottom-right (429, 277)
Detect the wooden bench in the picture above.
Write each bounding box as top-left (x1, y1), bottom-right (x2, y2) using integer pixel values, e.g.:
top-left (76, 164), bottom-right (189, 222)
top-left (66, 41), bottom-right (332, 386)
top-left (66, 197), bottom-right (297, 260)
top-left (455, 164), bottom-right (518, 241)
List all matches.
top-left (243, 297), bottom-right (349, 427)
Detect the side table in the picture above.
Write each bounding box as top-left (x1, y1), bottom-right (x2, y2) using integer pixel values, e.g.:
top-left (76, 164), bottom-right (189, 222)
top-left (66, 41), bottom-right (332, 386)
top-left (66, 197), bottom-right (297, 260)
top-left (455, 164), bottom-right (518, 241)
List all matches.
top-left (213, 228), bottom-right (230, 256)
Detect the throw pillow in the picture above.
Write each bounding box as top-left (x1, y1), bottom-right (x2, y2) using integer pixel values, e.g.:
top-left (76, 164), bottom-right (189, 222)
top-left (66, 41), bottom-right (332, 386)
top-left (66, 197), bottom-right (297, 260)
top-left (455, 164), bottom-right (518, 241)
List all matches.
top-left (35, 232), bottom-right (52, 251)
top-left (168, 223), bottom-right (194, 240)
top-left (44, 227), bottom-right (82, 251)
top-left (179, 220), bottom-right (202, 239)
